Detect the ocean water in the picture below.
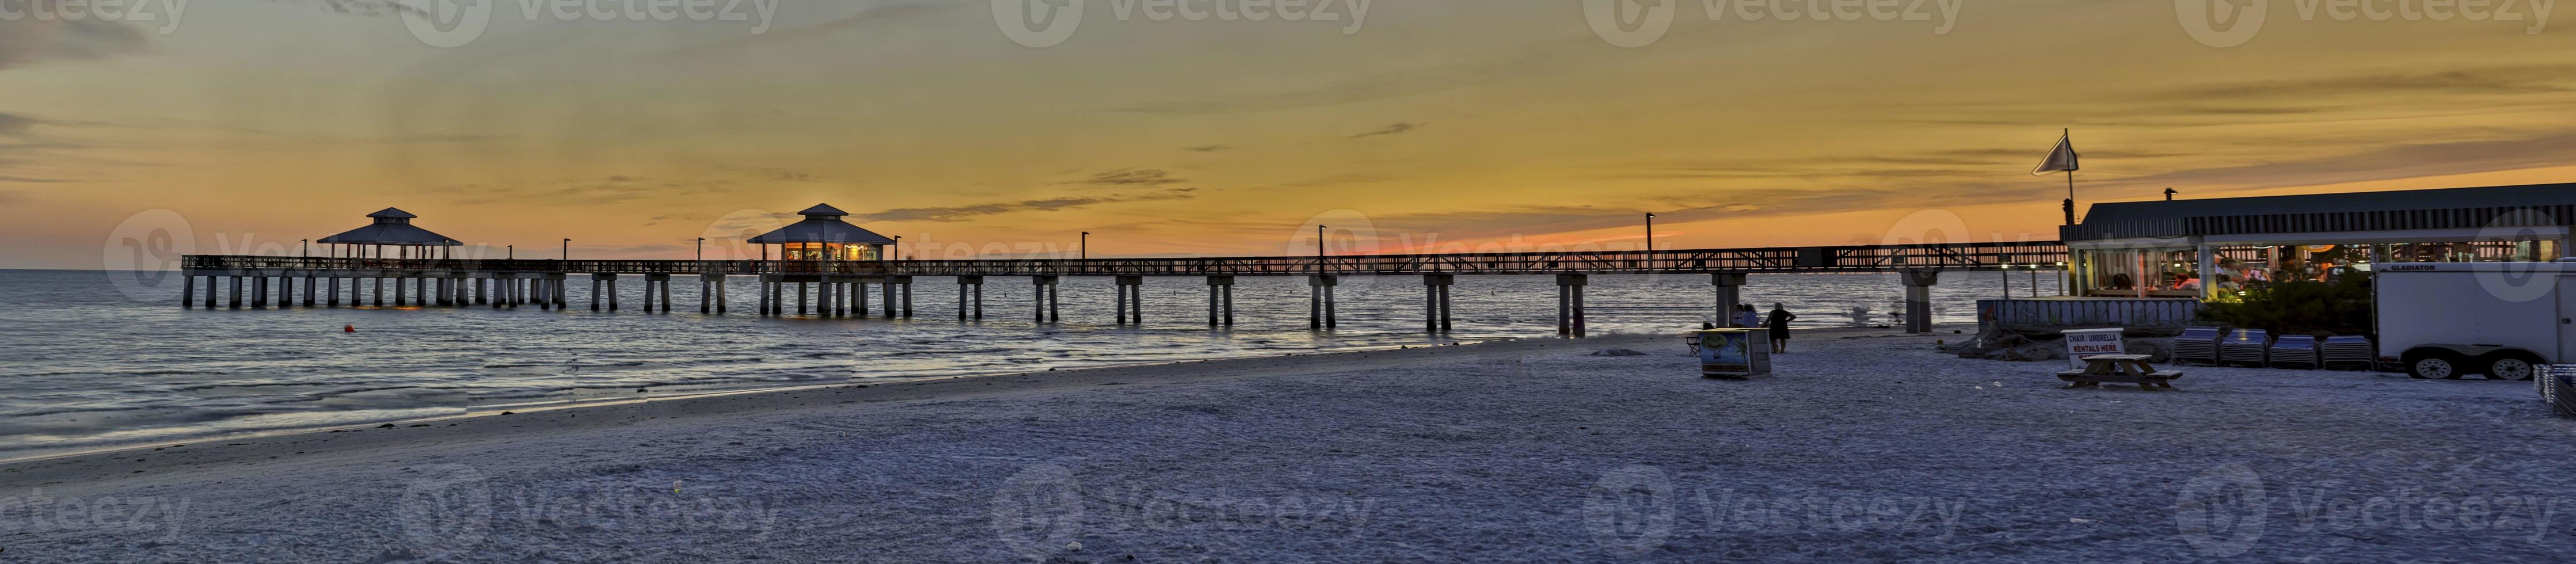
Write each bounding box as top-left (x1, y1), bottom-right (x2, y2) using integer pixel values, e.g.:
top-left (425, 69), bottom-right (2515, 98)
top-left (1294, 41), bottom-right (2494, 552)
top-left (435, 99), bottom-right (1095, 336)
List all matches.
top-left (0, 268), bottom-right (2061, 459)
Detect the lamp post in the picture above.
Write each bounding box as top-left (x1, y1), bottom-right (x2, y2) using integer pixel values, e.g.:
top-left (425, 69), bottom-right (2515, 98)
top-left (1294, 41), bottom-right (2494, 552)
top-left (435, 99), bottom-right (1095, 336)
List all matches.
top-left (893, 235), bottom-right (902, 261)
top-left (561, 239), bottom-right (570, 261)
top-left (1317, 225), bottom-right (1328, 273)
top-left (696, 238), bottom-right (705, 261)
top-left (301, 239), bottom-right (309, 258)
top-left (1644, 213), bottom-right (1656, 251)
top-left (507, 245), bottom-right (513, 260)
top-left (1080, 232), bottom-right (1089, 260)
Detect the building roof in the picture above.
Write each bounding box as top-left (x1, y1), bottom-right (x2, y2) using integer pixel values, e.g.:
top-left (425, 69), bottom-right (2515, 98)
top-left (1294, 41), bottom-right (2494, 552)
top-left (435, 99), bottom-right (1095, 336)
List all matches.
top-left (747, 203), bottom-right (896, 245)
top-left (2065, 182), bottom-right (2576, 241)
top-left (319, 207), bottom-right (461, 246)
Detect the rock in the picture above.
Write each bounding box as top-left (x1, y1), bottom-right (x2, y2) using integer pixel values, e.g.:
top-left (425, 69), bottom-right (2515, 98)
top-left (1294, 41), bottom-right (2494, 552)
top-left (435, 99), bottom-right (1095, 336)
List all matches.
top-left (1591, 348), bottom-right (1648, 357)
top-left (2003, 342), bottom-right (2063, 362)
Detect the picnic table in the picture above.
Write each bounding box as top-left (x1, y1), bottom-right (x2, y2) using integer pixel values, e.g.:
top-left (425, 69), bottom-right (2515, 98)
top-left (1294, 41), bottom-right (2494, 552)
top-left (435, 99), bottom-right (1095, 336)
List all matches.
top-left (2058, 354), bottom-right (2182, 391)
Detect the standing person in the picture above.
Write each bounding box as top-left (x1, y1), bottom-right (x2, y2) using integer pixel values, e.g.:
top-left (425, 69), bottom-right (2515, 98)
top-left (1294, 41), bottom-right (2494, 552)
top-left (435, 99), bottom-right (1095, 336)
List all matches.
top-left (1766, 303), bottom-right (1797, 353)
top-left (1735, 304), bottom-right (1761, 329)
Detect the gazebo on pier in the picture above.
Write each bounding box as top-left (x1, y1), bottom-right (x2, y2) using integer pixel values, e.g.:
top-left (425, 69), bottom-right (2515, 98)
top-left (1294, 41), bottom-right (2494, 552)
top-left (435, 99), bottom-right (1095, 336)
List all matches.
top-left (748, 204), bottom-right (896, 262)
top-left (318, 207), bottom-right (462, 259)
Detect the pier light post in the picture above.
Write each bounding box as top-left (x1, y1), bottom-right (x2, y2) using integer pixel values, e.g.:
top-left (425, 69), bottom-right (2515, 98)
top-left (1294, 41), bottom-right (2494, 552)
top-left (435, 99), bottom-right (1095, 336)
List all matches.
top-left (301, 239), bottom-right (309, 258)
top-left (1645, 213), bottom-right (1655, 251)
top-left (562, 239), bottom-right (570, 261)
top-left (1317, 225), bottom-right (1327, 272)
top-left (697, 238), bottom-right (705, 262)
top-left (1080, 232), bottom-right (1089, 260)
top-left (508, 245), bottom-right (513, 260)
top-left (893, 235), bottom-right (901, 261)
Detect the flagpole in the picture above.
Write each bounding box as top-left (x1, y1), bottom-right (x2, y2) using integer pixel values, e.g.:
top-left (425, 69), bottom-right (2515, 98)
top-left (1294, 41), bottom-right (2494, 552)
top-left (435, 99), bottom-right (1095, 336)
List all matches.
top-left (2061, 128), bottom-right (2077, 226)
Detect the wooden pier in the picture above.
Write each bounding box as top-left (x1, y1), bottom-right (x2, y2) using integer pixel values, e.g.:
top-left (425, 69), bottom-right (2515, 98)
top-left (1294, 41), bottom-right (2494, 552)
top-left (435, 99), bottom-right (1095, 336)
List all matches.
top-left (179, 241), bottom-right (2065, 336)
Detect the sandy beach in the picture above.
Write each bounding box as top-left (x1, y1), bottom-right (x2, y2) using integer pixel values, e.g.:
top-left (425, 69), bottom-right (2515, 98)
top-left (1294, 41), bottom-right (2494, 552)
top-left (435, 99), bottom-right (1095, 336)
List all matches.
top-left (4, 325), bottom-right (2571, 562)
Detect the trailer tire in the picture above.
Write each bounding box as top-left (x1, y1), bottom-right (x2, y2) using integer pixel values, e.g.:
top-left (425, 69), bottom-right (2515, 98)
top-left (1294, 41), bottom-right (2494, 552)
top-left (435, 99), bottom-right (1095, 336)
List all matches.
top-left (2404, 350), bottom-right (2463, 380)
top-left (2483, 352), bottom-right (2541, 382)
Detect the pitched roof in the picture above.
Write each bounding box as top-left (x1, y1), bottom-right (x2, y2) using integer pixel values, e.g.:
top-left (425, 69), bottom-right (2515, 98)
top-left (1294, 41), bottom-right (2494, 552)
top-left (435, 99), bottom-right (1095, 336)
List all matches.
top-left (797, 204), bottom-right (849, 217)
top-left (319, 207), bottom-right (461, 245)
top-left (319, 223), bottom-right (461, 245)
top-left (748, 204), bottom-right (895, 245)
top-left (2066, 182), bottom-right (2576, 241)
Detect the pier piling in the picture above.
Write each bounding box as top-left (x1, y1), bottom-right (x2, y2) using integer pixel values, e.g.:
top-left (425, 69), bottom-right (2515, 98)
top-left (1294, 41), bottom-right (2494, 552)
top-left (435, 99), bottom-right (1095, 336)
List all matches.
top-left (1308, 275), bottom-right (1338, 330)
top-left (1557, 274), bottom-right (1588, 337)
top-left (1423, 275), bottom-right (1455, 333)
top-left (1900, 270), bottom-right (1939, 334)
top-left (1206, 276), bottom-right (1234, 327)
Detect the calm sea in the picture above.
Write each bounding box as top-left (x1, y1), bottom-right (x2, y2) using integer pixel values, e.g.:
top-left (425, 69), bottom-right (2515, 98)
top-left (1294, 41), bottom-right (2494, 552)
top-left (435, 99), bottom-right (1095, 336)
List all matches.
top-left (0, 268), bottom-right (2056, 459)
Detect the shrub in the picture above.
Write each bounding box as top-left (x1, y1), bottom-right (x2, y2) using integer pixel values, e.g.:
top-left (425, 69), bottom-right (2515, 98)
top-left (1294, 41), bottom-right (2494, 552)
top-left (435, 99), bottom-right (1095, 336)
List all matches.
top-left (2198, 275), bottom-right (2374, 337)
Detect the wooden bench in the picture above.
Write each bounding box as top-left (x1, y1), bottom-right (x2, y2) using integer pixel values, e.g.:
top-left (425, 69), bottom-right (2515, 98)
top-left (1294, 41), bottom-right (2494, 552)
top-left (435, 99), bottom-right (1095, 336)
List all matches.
top-left (2058, 354), bottom-right (2183, 391)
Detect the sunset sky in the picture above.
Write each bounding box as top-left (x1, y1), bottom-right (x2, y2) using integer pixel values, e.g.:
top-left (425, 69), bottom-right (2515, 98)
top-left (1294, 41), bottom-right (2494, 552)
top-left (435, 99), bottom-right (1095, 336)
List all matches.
top-left (5, 0), bottom-right (2574, 269)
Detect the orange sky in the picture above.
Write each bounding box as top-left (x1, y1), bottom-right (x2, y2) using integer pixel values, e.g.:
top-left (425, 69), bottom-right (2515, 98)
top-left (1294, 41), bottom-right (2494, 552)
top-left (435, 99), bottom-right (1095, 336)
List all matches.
top-left (5, 1), bottom-right (2574, 268)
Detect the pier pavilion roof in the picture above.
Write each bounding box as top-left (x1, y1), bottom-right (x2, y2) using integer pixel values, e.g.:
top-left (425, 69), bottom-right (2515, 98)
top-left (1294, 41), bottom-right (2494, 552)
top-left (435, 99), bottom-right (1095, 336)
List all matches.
top-left (2064, 182), bottom-right (2576, 242)
top-left (748, 204), bottom-right (897, 245)
top-left (318, 207), bottom-right (462, 246)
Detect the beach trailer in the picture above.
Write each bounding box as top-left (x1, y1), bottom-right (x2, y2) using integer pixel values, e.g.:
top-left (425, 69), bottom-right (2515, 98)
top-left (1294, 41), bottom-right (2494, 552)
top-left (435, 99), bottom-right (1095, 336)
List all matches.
top-left (2373, 260), bottom-right (2576, 380)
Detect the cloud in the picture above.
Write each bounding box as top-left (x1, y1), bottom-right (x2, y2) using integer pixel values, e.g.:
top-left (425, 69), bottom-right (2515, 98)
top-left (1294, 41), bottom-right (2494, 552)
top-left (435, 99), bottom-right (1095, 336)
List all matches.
top-left (0, 113), bottom-right (40, 136)
top-left (1185, 144), bottom-right (1234, 153)
top-left (0, 189), bottom-right (18, 203)
top-left (440, 176), bottom-right (740, 205)
top-left (1349, 123), bottom-right (1424, 139)
top-left (858, 188), bottom-right (1198, 223)
top-left (0, 176), bottom-right (71, 183)
top-left (1067, 168), bottom-right (1186, 187)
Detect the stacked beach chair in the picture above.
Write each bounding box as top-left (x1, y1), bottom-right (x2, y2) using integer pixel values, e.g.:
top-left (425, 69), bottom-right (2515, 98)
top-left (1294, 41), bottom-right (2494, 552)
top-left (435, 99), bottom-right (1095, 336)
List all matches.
top-left (2219, 329), bottom-right (2271, 367)
top-left (2171, 327), bottom-right (2223, 366)
top-left (2322, 336), bottom-right (2377, 371)
top-left (2268, 335), bottom-right (2322, 369)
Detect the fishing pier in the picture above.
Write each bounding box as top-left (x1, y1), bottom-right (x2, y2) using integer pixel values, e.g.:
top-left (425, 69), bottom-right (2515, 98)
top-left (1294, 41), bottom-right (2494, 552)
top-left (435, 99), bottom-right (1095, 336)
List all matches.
top-left (178, 205), bottom-right (2069, 336)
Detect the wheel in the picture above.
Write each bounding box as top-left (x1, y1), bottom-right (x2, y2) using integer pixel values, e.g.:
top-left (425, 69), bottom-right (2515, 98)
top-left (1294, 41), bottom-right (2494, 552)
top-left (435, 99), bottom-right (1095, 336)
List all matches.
top-left (2483, 353), bottom-right (2540, 381)
top-left (2404, 350), bottom-right (2462, 380)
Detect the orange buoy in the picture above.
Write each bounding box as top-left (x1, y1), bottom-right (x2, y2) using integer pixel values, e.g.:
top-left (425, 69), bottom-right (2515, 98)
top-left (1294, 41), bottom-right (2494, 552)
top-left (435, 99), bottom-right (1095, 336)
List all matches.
top-left (344, 325), bottom-right (356, 333)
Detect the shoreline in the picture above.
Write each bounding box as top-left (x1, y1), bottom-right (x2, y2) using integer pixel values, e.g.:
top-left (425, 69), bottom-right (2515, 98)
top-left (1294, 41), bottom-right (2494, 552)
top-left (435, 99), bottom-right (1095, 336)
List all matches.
top-left (7, 326), bottom-right (1806, 485)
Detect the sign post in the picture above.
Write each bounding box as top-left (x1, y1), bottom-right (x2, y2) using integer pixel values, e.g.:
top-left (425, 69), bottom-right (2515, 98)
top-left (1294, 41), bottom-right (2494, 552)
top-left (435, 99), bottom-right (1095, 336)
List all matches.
top-left (2063, 327), bottom-right (2128, 369)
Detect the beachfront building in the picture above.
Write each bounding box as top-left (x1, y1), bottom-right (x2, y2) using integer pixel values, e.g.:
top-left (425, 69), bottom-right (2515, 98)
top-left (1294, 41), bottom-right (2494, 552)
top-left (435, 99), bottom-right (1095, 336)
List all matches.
top-left (2062, 183), bottom-right (2576, 300)
top-left (317, 207), bottom-right (462, 258)
top-left (747, 204), bottom-right (896, 262)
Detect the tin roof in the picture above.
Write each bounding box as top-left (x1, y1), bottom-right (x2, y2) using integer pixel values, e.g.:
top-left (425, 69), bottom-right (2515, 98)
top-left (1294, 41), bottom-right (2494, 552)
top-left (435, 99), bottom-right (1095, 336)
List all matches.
top-left (747, 204), bottom-right (896, 245)
top-left (319, 208), bottom-right (462, 246)
top-left (2065, 182), bottom-right (2576, 241)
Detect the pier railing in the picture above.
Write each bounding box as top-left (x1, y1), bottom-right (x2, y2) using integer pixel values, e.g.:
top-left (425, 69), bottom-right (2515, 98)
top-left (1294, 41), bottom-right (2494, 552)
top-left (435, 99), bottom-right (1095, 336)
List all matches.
top-left (182, 241), bottom-right (2066, 277)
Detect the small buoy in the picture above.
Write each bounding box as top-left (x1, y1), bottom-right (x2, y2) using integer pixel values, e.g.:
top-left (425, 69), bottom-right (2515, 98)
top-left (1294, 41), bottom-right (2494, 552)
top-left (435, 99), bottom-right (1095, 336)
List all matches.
top-left (344, 325), bottom-right (356, 333)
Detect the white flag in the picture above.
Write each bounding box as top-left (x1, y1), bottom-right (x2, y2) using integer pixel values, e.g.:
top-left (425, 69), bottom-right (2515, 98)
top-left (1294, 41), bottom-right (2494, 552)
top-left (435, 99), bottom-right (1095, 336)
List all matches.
top-left (2032, 133), bottom-right (2079, 176)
